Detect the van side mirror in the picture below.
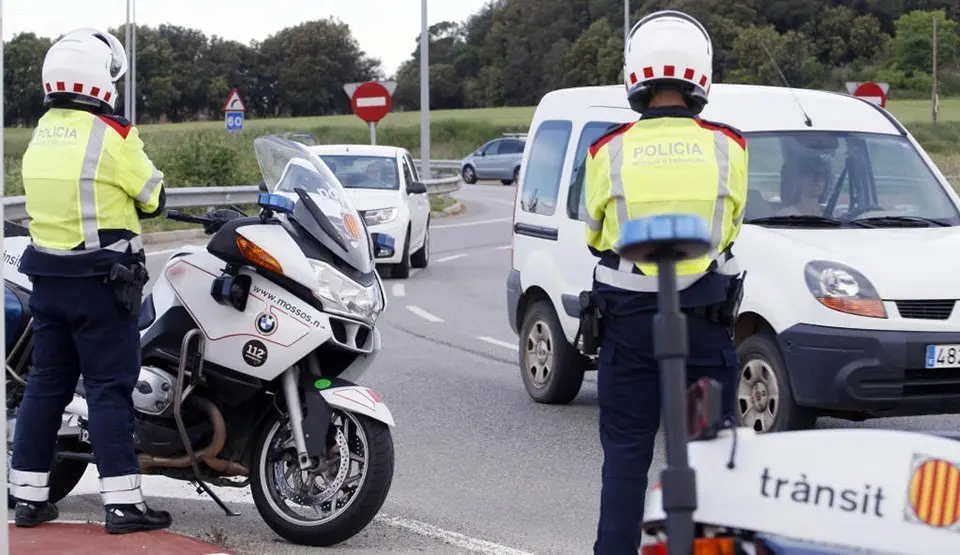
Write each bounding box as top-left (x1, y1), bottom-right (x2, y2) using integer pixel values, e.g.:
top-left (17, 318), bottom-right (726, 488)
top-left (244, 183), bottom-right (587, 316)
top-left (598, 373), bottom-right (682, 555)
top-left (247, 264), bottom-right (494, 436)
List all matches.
top-left (258, 181), bottom-right (268, 193)
top-left (408, 181), bottom-right (428, 195)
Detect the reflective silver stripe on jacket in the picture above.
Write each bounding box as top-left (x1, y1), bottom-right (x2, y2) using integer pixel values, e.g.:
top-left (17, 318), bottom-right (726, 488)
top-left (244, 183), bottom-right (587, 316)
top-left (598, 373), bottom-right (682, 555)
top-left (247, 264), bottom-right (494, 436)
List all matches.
top-left (79, 117), bottom-right (107, 250)
top-left (32, 235), bottom-right (144, 256)
top-left (38, 117), bottom-right (143, 256)
top-left (594, 129), bottom-right (738, 292)
top-left (136, 168), bottom-right (163, 204)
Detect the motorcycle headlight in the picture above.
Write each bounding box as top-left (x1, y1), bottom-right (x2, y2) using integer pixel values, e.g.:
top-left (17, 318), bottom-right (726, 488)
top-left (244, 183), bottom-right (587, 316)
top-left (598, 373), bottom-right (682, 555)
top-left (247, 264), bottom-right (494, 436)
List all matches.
top-left (309, 260), bottom-right (384, 323)
top-left (803, 260), bottom-right (886, 319)
top-left (363, 207), bottom-right (398, 226)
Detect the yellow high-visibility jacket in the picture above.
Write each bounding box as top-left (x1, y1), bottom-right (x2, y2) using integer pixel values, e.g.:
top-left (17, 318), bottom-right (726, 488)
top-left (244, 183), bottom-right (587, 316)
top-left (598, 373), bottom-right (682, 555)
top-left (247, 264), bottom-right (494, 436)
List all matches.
top-left (19, 106), bottom-right (165, 277)
top-left (584, 108), bottom-right (748, 297)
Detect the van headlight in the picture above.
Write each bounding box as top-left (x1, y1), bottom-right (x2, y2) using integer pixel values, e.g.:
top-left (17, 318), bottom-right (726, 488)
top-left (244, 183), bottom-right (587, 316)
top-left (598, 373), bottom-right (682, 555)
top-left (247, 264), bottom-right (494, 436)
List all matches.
top-left (363, 208), bottom-right (397, 226)
top-left (804, 260), bottom-right (886, 319)
top-left (309, 260), bottom-right (383, 323)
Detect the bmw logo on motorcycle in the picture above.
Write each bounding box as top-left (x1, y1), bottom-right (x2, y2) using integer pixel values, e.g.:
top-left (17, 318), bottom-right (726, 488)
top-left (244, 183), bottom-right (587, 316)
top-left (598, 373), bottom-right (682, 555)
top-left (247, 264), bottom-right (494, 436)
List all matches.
top-left (256, 312), bottom-right (277, 335)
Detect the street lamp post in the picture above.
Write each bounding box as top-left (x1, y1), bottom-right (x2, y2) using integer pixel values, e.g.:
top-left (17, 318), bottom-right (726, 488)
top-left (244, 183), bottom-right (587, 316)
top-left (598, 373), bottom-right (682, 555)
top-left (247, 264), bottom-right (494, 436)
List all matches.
top-left (0, 1), bottom-right (9, 552)
top-left (420, 0), bottom-right (430, 180)
top-left (124, 0), bottom-right (130, 121)
top-left (124, 0), bottom-right (136, 124)
top-left (131, 0), bottom-right (136, 125)
top-left (624, 0), bottom-right (629, 45)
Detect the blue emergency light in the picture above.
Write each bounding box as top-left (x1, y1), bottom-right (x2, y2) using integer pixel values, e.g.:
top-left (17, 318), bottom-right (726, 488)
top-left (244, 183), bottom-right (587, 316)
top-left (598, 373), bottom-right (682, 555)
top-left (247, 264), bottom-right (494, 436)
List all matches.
top-left (617, 214), bottom-right (711, 264)
top-left (257, 193), bottom-right (295, 214)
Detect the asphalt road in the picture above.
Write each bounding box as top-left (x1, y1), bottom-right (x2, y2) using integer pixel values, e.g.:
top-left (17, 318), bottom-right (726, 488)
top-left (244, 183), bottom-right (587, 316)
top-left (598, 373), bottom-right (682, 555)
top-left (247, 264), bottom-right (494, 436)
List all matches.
top-left (24, 181), bottom-right (960, 554)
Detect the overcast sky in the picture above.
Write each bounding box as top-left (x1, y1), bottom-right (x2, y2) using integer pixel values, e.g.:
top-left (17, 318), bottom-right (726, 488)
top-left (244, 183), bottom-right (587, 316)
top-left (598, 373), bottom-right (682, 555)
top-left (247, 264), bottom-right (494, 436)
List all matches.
top-left (3, 0), bottom-right (493, 77)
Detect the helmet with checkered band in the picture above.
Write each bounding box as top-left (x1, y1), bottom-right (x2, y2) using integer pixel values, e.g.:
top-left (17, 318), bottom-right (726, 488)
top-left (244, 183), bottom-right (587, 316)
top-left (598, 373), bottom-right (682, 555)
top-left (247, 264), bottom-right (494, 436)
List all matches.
top-left (41, 28), bottom-right (128, 111)
top-left (623, 10), bottom-right (713, 114)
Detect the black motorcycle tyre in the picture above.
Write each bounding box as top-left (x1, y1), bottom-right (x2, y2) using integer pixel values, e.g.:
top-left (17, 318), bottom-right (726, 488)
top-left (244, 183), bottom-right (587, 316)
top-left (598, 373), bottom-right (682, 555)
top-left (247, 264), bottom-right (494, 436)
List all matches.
top-left (249, 408), bottom-right (395, 546)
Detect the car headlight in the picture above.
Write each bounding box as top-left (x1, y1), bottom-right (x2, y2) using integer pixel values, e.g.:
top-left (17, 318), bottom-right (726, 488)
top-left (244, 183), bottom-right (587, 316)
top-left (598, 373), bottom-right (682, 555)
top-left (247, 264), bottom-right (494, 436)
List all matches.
top-left (309, 260), bottom-right (384, 323)
top-left (803, 260), bottom-right (886, 319)
top-left (363, 208), bottom-right (398, 226)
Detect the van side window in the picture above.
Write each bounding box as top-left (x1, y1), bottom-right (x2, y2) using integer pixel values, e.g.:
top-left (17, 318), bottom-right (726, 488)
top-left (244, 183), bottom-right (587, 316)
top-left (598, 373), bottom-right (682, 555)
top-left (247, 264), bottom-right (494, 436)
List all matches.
top-left (519, 120), bottom-right (572, 216)
top-left (567, 121), bottom-right (620, 220)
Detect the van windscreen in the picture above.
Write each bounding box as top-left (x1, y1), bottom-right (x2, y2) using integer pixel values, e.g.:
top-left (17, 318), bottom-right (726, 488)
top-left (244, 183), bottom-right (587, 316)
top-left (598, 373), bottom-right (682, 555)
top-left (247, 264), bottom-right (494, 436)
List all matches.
top-left (743, 131), bottom-right (960, 227)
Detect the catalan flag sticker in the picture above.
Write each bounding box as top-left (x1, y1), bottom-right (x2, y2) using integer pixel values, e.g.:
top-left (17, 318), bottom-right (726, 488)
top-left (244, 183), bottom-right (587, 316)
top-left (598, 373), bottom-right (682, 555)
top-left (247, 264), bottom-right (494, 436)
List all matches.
top-left (904, 454), bottom-right (960, 531)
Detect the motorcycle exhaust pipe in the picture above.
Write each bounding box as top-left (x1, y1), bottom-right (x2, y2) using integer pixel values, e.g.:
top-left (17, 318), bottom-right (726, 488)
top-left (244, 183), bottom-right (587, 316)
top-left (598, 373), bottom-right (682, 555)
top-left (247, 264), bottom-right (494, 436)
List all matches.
top-left (138, 396), bottom-right (248, 476)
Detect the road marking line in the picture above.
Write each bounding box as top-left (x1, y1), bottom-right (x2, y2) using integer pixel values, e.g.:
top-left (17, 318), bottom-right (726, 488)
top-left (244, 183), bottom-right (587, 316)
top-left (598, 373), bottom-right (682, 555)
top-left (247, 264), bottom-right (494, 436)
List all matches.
top-left (478, 336), bottom-right (519, 351)
top-left (406, 305), bottom-right (444, 322)
top-left (392, 283), bottom-right (406, 297)
top-left (375, 514), bottom-right (536, 555)
top-left (432, 217), bottom-right (511, 229)
top-left (437, 253), bottom-right (468, 263)
top-left (495, 245), bottom-right (511, 250)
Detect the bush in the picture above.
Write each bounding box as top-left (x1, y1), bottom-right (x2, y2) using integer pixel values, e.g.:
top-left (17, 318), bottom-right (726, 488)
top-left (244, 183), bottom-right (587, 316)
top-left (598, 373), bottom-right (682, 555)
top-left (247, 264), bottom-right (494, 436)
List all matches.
top-left (2, 119), bottom-right (526, 194)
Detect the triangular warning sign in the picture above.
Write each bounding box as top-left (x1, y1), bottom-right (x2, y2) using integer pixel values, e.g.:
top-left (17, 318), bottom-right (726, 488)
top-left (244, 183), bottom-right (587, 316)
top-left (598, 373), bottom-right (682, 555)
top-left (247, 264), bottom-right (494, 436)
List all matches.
top-left (223, 88), bottom-right (246, 112)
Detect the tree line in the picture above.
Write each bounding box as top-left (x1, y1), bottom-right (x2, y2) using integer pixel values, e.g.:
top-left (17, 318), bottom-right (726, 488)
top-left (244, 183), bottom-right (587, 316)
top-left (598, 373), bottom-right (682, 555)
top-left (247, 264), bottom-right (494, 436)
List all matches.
top-left (4, 0), bottom-right (960, 126)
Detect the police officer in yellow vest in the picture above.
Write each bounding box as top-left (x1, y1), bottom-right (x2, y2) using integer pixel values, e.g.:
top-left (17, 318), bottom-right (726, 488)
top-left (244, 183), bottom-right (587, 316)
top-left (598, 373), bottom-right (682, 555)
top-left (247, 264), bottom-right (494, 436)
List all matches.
top-left (9, 28), bottom-right (173, 533)
top-left (583, 11), bottom-right (748, 554)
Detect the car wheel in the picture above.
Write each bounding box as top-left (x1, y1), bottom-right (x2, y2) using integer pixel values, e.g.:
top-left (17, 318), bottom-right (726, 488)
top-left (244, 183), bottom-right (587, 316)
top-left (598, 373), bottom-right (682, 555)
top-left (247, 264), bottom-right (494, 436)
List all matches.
top-left (391, 227), bottom-right (411, 279)
top-left (512, 166), bottom-right (520, 185)
top-left (411, 218), bottom-right (429, 269)
top-left (518, 299), bottom-right (587, 404)
top-left (500, 179), bottom-right (514, 185)
top-left (736, 333), bottom-right (817, 432)
top-left (461, 165), bottom-right (477, 184)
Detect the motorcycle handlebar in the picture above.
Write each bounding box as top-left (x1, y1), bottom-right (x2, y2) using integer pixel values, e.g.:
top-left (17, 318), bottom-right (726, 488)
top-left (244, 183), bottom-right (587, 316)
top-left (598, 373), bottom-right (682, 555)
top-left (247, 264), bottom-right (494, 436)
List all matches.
top-left (166, 210), bottom-right (213, 225)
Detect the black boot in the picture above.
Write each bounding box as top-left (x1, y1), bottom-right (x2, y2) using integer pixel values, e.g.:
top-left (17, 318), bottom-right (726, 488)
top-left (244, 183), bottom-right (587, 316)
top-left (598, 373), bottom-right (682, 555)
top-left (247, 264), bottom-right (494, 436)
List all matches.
top-left (14, 500), bottom-right (59, 527)
top-left (104, 503), bottom-right (173, 534)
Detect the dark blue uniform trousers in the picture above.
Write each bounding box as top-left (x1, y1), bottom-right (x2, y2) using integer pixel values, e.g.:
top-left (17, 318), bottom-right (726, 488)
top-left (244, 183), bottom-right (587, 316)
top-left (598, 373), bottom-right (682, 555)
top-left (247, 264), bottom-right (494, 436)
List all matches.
top-left (10, 275), bottom-right (141, 504)
top-left (593, 307), bottom-right (738, 554)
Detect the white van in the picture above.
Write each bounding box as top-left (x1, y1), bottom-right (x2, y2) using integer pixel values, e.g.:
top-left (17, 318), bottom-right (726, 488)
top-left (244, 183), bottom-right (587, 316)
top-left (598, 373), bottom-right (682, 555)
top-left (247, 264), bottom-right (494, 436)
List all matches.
top-left (506, 83), bottom-right (960, 432)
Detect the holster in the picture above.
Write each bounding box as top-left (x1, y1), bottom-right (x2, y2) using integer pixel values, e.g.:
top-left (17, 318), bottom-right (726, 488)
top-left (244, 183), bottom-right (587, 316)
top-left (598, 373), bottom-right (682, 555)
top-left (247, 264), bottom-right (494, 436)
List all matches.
top-left (720, 271), bottom-right (747, 327)
top-left (575, 290), bottom-right (602, 356)
top-left (104, 261), bottom-right (149, 318)
top-left (687, 272), bottom-right (746, 331)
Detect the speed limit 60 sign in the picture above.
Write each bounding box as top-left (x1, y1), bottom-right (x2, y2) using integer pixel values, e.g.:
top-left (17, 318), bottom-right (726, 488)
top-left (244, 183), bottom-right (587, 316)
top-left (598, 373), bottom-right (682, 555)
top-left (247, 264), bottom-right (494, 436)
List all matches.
top-left (225, 111), bottom-right (244, 132)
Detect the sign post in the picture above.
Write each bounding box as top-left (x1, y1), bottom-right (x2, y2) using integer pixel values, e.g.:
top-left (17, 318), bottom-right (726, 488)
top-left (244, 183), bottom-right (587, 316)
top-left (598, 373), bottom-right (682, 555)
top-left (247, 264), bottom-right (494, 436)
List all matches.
top-left (223, 88), bottom-right (245, 133)
top-left (0, 3), bottom-right (8, 552)
top-left (344, 80), bottom-right (396, 145)
top-left (845, 81), bottom-right (889, 108)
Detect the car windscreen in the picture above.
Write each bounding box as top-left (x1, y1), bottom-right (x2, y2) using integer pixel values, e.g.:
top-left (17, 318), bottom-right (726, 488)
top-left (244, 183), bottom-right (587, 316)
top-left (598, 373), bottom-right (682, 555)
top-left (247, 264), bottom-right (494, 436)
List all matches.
top-left (743, 131), bottom-right (960, 227)
top-left (317, 155), bottom-right (400, 191)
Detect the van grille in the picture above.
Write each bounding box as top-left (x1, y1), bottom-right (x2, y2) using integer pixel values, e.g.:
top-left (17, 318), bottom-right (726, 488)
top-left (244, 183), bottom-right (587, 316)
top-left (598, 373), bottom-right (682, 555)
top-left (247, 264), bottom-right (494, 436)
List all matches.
top-left (894, 300), bottom-right (956, 320)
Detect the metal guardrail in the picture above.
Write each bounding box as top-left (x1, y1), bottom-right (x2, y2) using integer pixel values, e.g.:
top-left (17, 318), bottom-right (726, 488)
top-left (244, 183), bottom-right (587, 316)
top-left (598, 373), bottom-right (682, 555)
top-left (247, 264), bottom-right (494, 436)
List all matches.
top-left (2, 174), bottom-right (461, 221)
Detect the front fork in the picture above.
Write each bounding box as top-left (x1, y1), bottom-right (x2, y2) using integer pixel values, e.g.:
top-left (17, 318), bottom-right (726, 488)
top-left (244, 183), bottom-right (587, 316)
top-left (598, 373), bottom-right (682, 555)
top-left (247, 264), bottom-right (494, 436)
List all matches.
top-left (282, 366), bottom-right (316, 471)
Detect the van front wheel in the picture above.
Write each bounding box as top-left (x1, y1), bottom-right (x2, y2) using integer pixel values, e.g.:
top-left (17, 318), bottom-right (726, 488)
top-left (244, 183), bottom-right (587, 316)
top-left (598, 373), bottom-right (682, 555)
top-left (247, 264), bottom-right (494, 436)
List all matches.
top-left (518, 300), bottom-right (586, 404)
top-left (736, 334), bottom-right (816, 432)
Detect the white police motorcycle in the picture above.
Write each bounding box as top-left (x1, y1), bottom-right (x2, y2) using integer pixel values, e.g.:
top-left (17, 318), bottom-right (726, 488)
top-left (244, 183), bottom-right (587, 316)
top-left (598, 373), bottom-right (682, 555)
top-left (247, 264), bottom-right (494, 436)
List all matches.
top-left (5, 134), bottom-right (397, 547)
top-left (615, 214), bottom-right (960, 555)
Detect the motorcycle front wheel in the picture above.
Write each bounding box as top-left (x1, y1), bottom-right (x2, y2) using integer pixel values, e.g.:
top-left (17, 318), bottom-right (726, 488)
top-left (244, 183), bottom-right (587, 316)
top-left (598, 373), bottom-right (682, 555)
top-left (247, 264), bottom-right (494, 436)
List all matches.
top-left (249, 407), bottom-right (394, 547)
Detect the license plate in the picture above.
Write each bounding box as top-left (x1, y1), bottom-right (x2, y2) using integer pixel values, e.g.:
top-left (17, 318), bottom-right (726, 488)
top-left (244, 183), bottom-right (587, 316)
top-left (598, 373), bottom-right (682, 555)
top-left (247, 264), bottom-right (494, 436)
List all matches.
top-left (925, 344), bottom-right (960, 368)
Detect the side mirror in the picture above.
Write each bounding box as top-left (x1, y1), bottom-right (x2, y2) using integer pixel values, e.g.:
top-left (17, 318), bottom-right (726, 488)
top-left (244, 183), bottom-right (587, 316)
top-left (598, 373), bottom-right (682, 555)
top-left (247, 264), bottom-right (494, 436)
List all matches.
top-left (408, 181), bottom-right (428, 195)
top-left (478, 151), bottom-right (486, 156)
top-left (258, 181), bottom-right (268, 193)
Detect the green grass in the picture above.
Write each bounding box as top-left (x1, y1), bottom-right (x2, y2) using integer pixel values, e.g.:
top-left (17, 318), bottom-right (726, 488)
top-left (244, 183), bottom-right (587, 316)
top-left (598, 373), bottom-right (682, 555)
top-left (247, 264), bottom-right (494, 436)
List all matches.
top-left (430, 193), bottom-right (457, 212)
top-left (3, 98), bottom-right (960, 198)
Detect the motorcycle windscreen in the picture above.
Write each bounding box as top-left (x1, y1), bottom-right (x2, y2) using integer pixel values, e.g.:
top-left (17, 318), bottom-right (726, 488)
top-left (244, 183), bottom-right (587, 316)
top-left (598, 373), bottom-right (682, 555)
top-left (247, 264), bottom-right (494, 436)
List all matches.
top-left (253, 135), bottom-right (375, 276)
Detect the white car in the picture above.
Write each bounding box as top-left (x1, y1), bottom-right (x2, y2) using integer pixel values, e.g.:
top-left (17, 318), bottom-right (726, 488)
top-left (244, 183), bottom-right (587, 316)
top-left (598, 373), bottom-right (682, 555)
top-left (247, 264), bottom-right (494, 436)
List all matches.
top-left (506, 83), bottom-right (960, 433)
top-left (309, 144), bottom-right (431, 278)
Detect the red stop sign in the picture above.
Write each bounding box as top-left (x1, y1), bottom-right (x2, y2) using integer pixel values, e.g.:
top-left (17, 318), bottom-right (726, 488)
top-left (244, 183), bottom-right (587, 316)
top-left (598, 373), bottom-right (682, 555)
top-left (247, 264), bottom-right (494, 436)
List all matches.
top-left (351, 81), bottom-right (392, 123)
top-left (853, 81), bottom-right (887, 108)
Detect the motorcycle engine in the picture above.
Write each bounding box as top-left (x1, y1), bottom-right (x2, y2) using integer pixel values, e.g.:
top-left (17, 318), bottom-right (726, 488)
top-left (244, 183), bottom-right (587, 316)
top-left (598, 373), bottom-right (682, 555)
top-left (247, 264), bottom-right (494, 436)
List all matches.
top-left (132, 366), bottom-right (177, 417)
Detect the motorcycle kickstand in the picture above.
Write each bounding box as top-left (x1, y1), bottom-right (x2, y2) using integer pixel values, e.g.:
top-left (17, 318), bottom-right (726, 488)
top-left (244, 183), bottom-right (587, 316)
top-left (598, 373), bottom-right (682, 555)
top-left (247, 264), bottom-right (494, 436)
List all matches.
top-left (190, 478), bottom-right (241, 517)
top-left (176, 329), bottom-right (240, 517)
